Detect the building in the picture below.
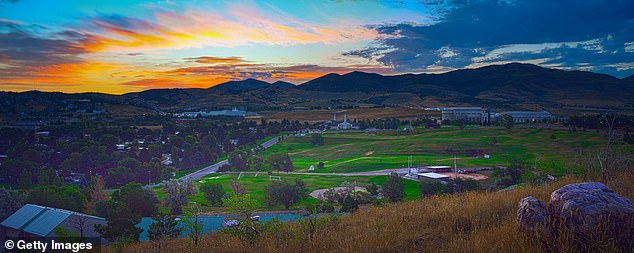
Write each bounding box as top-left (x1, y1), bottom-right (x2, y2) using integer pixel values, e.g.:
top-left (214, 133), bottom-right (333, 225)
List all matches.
top-left (1, 204), bottom-right (107, 243)
top-left (417, 172), bottom-right (450, 180)
top-left (424, 165), bottom-right (453, 173)
top-left (337, 112), bottom-right (352, 130)
top-left (498, 111), bottom-right (554, 123)
top-left (441, 107), bottom-right (488, 123)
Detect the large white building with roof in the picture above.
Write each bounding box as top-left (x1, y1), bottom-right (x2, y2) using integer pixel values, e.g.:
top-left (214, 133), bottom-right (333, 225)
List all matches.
top-left (441, 107), bottom-right (488, 123)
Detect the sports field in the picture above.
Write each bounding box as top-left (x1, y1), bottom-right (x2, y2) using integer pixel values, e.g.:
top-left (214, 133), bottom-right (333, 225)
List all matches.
top-left (262, 126), bottom-right (617, 176)
top-left (155, 173), bottom-right (420, 211)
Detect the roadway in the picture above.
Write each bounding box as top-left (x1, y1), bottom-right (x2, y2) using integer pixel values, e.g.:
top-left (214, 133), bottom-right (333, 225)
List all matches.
top-left (179, 136), bottom-right (283, 182)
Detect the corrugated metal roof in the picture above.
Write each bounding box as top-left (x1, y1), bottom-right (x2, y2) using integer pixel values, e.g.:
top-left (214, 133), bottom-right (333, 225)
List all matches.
top-left (23, 209), bottom-right (72, 237)
top-left (1, 204), bottom-right (105, 237)
top-left (0, 204), bottom-right (46, 230)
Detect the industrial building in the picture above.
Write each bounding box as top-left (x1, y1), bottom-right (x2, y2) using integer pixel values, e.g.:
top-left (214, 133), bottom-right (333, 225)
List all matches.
top-left (497, 111), bottom-right (554, 123)
top-left (1, 204), bottom-right (107, 243)
top-left (441, 107), bottom-right (489, 123)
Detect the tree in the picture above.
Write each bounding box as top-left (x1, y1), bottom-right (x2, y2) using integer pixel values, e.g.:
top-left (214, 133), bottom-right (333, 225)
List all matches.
top-left (18, 170), bottom-right (32, 190)
top-left (501, 114), bottom-right (514, 129)
top-left (340, 195), bottom-right (358, 213)
top-left (493, 160), bottom-right (526, 187)
top-left (94, 203), bottom-right (143, 242)
top-left (224, 194), bottom-right (259, 219)
top-left (0, 188), bottom-right (25, 220)
top-left (148, 213), bottom-right (182, 250)
top-left (317, 162), bottom-right (325, 169)
top-left (200, 183), bottom-right (225, 207)
top-left (366, 183), bottom-right (379, 196)
top-left (161, 179), bottom-right (196, 214)
top-left (27, 185), bottom-right (86, 212)
top-left (451, 178), bottom-right (480, 193)
top-left (381, 172), bottom-right (405, 202)
top-left (84, 176), bottom-right (107, 214)
top-left (268, 153), bottom-right (293, 174)
top-left (599, 113), bottom-right (617, 183)
top-left (182, 204), bottom-right (203, 246)
top-left (311, 134), bottom-right (324, 146)
top-left (118, 183), bottom-right (157, 217)
top-left (419, 180), bottom-right (451, 197)
top-left (264, 179), bottom-right (308, 209)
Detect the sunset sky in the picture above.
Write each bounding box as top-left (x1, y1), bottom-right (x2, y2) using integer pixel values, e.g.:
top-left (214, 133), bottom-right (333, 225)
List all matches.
top-left (1, 0), bottom-right (633, 94)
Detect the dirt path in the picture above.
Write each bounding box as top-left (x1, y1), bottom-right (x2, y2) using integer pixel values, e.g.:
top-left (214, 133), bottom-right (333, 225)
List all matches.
top-left (310, 186), bottom-right (366, 201)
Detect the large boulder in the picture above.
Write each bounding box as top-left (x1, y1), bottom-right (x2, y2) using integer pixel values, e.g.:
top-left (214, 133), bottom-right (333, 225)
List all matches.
top-left (518, 182), bottom-right (634, 252)
top-left (517, 196), bottom-right (548, 234)
top-left (548, 182), bottom-right (634, 251)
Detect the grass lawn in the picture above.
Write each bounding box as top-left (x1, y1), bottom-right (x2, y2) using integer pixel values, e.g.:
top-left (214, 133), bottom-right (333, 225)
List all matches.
top-left (260, 126), bottom-right (625, 176)
top-left (154, 173), bottom-right (419, 212)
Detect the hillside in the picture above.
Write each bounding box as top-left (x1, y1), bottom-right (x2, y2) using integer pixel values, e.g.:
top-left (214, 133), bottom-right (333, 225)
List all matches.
top-left (2, 63), bottom-right (633, 115)
top-left (112, 173), bottom-right (634, 252)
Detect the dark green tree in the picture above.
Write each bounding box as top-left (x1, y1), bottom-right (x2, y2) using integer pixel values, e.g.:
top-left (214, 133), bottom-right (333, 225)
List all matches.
top-left (147, 214), bottom-right (182, 241)
top-left (94, 204), bottom-right (143, 242)
top-left (419, 180), bottom-right (451, 197)
top-left (311, 134), bottom-right (324, 146)
top-left (381, 172), bottom-right (405, 202)
top-left (200, 183), bottom-right (225, 207)
top-left (340, 195), bottom-right (358, 213)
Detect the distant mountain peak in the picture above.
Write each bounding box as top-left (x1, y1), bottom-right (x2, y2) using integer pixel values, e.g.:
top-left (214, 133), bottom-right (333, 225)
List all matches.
top-left (211, 79), bottom-right (270, 93)
top-left (271, 81), bottom-right (296, 88)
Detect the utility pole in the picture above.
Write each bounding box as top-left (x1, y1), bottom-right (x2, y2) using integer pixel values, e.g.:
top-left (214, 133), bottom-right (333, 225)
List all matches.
top-left (454, 156), bottom-right (457, 178)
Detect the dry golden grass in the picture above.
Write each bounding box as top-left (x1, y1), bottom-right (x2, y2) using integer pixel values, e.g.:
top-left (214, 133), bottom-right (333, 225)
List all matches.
top-left (110, 173), bottom-right (634, 253)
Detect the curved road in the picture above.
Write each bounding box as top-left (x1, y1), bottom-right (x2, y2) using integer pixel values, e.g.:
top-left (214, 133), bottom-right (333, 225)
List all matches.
top-left (180, 136), bottom-right (283, 182)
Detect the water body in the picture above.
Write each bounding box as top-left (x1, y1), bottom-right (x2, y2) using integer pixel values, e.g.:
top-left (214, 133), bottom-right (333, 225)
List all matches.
top-left (136, 213), bottom-right (305, 241)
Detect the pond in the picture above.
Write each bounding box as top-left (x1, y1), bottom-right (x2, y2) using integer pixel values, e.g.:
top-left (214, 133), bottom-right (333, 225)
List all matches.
top-left (136, 212), bottom-right (307, 241)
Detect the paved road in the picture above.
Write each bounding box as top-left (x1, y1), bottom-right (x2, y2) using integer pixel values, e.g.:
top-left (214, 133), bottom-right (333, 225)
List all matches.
top-left (180, 136), bottom-right (283, 182)
top-left (220, 168), bottom-right (412, 177)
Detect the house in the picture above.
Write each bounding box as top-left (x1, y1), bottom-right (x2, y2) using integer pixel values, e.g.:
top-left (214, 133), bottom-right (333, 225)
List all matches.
top-left (1, 204), bottom-right (107, 244)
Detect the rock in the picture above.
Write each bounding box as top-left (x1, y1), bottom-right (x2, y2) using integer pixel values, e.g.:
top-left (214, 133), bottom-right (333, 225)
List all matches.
top-left (517, 196), bottom-right (548, 234)
top-left (548, 182), bottom-right (634, 251)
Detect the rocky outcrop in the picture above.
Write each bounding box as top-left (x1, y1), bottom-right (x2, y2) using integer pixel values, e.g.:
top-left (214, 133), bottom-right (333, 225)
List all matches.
top-left (517, 196), bottom-right (548, 234)
top-left (517, 182), bottom-right (634, 252)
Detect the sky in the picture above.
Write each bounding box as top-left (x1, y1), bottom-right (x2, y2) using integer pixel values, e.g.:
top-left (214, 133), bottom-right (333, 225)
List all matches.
top-left (0, 0), bottom-right (633, 94)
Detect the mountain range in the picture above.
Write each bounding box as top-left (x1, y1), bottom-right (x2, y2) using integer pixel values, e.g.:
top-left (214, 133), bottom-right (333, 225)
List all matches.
top-left (2, 63), bottom-right (633, 116)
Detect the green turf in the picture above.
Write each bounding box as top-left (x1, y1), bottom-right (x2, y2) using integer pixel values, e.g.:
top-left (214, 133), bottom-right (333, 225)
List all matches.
top-left (260, 126), bottom-right (625, 176)
top-left (155, 173), bottom-right (419, 212)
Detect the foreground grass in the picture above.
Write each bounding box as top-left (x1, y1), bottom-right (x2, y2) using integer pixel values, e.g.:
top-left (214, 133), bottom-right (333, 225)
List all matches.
top-left (114, 172), bottom-right (634, 253)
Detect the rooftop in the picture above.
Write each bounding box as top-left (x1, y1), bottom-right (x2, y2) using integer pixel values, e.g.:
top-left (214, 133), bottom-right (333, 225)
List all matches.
top-left (1, 204), bottom-right (105, 237)
top-left (418, 172), bottom-right (450, 179)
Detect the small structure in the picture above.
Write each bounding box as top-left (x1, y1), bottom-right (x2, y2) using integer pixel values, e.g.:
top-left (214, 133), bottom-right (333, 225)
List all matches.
top-left (0, 204), bottom-right (107, 243)
top-left (425, 166), bottom-right (453, 173)
top-left (417, 172), bottom-right (450, 180)
top-left (308, 165), bottom-right (315, 172)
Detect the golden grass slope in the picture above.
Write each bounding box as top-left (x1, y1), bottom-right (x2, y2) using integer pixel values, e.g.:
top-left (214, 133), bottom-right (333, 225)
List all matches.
top-left (112, 173), bottom-right (634, 253)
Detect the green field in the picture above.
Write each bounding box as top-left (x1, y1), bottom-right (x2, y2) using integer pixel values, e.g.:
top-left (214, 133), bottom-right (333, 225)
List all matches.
top-left (262, 126), bottom-right (617, 176)
top-left (156, 173), bottom-right (419, 212)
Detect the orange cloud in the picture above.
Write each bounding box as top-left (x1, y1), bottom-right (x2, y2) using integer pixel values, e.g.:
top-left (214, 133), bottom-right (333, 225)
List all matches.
top-left (79, 8), bottom-right (377, 52)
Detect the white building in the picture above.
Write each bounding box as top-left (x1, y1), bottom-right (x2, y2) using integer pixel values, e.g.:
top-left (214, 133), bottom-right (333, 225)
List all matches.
top-left (441, 107), bottom-right (488, 123)
top-left (498, 111), bottom-right (554, 123)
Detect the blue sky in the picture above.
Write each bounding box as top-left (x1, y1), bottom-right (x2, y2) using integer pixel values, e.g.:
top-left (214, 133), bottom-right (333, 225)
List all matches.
top-left (0, 0), bottom-right (633, 94)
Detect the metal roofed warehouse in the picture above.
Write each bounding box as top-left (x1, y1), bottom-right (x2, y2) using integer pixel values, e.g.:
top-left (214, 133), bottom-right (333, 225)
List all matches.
top-left (0, 204), bottom-right (107, 242)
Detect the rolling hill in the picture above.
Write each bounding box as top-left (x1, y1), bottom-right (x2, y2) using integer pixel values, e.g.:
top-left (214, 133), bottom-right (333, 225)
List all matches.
top-left (2, 63), bottom-right (633, 116)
